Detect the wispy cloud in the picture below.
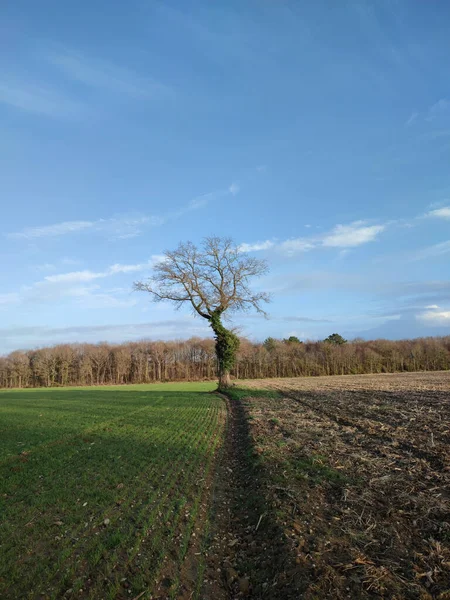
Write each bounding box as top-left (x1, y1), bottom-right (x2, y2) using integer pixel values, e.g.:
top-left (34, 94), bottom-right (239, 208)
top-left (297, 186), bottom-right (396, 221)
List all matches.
top-left (0, 318), bottom-right (210, 352)
top-left (240, 220), bottom-right (386, 255)
top-left (108, 259), bottom-right (165, 274)
top-left (427, 206), bottom-right (450, 220)
top-left (8, 215), bottom-right (162, 241)
top-left (405, 111), bottom-right (419, 127)
top-left (239, 240), bottom-right (274, 252)
top-left (24, 279), bottom-right (137, 310)
top-left (0, 46), bottom-right (168, 120)
top-left (70, 290), bottom-right (137, 310)
top-left (44, 270), bottom-right (104, 284)
top-left (416, 305), bottom-right (450, 325)
top-left (413, 240), bottom-right (450, 261)
top-left (0, 293), bottom-right (19, 307)
top-left (9, 220), bottom-right (94, 239)
top-left (281, 315), bottom-right (332, 323)
top-left (403, 99), bottom-right (450, 128)
top-left (106, 216), bottom-right (164, 239)
top-left (8, 183), bottom-right (238, 241)
top-left (33, 258), bottom-right (80, 272)
top-left (0, 79), bottom-right (84, 118)
top-left (279, 239), bottom-right (315, 255)
top-left (45, 257), bottom-right (163, 284)
top-left (322, 221), bottom-right (385, 247)
top-left (188, 192), bottom-right (217, 210)
top-left (426, 98), bottom-right (450, 122)
top-left (176, 183), bottom-right (240, 217)
top-left (34, 263), bottom-right (57, 272)
top-left (47, 50), bottom-right (168, 98)
top-left (1, 257), bottom-right (163, 312)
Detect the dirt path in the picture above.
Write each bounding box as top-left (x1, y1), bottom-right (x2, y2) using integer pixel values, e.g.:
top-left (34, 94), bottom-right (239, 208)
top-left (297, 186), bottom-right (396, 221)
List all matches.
top-left (199, 392), bottom-right (302, 599)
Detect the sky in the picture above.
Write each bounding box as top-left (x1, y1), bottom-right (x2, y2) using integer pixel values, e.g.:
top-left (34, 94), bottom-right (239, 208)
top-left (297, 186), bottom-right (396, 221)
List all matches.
top-left (1, 0), bottom-right (450, 354)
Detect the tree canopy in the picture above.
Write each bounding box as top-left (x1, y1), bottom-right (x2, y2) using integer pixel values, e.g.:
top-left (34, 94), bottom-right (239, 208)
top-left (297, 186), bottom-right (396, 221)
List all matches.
top-left (134, 236), bottom-right (270, 388)
top-left (284, 335), bottom-right (302, 344)
top-left (324, 333), bottom-right (347, 345)
top-left (134, 237), bottom-right (269, 319)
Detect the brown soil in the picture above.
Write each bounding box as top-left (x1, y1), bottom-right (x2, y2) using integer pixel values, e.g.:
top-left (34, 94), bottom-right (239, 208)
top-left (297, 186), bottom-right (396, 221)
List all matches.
top-left (240, 372), bottom-right (450, 599)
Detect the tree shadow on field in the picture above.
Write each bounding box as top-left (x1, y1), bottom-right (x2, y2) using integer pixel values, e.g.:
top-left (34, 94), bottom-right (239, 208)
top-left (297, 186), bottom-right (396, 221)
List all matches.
top-left (202, 389), bottom-right (304, 599)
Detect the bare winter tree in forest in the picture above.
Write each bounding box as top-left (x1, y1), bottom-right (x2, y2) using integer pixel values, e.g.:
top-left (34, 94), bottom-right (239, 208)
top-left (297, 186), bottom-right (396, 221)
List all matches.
top-left (134, 236), bottom-right (270, 389)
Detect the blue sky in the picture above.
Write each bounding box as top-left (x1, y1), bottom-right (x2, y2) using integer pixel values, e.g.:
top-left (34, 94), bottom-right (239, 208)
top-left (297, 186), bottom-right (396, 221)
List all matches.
top-left (1, 0), bottom-right (450, 353)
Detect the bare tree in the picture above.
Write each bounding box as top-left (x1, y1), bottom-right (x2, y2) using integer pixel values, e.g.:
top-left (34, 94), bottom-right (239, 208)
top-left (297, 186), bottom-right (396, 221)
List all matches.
top-left (134, 236), bottom-right (270, 389)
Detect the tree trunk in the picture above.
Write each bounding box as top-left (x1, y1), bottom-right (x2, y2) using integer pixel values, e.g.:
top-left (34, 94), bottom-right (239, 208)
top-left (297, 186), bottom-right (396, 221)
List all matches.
top-left (210, 311), bottom-right (239, 390)
top-left (218, 370), bottom-right (231, 389)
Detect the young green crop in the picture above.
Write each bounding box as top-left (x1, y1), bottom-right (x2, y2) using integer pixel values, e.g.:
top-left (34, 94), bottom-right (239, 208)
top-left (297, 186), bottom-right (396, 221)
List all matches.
top-left (0, 382), bottom-right (224, 600)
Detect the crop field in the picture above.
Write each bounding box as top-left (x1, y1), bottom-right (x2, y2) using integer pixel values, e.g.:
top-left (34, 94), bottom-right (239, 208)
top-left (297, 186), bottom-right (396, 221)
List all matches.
top-left (238, 372), bottom-right (450, 598)
top-left (1, 373), bottom-right (449, 600)
top-left (0, 383), bottom-right (224, 600)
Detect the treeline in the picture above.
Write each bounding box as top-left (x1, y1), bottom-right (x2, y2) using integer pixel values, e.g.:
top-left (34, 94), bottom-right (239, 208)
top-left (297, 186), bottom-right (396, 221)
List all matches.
top-left (0, 335), bottom-right (449, 389)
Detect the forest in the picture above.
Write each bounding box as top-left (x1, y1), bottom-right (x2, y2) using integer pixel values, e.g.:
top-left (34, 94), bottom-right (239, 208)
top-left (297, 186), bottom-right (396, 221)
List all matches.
top-left (1, 334), bottom-right (449, 388)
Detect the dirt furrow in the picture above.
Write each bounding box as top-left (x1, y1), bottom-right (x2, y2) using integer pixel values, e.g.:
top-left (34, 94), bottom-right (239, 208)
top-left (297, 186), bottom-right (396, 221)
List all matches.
top-left (200, 392), bottom-right (302, 599)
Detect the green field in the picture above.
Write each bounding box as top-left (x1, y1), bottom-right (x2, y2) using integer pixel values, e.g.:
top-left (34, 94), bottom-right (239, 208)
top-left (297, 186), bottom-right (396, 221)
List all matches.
top-left (0, 383), bottom-right (224, 600)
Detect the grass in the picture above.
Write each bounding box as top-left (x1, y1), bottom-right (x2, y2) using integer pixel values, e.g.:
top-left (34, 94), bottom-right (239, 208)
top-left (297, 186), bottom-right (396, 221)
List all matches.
top-left (0, 382), bottom-right (224, 600)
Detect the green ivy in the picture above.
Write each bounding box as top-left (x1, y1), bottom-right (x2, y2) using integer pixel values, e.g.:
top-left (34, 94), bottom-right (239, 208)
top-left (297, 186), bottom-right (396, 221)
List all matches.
top-left (210, 311), bottom-right (240, 376)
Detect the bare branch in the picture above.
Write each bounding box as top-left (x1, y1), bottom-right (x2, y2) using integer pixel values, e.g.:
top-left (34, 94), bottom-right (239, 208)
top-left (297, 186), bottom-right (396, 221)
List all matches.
top-left (134, 236), bottom-right (270, 320)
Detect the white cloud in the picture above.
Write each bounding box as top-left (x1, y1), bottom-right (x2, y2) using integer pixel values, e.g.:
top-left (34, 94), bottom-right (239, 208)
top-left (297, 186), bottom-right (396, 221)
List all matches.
top-left (189, 192), bottom-right (215, 210)
top-left (106, 216), bottom-right (163, 240)
top-left (229, 183), bottom-right (240, 196)
top-left (240, 220), bottom-right (386, 257)
top-left (108, 257), bottom-right (164, 274)
top-left (74, 292), bottom-right (137, 309)
top-left (322, 221), bottom-right (385, 247)
top-left (184, 183), bottom-right (239, 213)
top-left (0, 80), bottom-right (84, 118)
top-left (45, 257), bottom-right (162, 284)
top-left (0, 293), bottom-right (19, 306)
top-left (406, 111), bottom-right (419, 126)
top-left (109, 263), bottom-right (145, 275)
top-left (428, 206), bottom-right (450, 219)
top-left (239, 240), bottom-right (274, 252)
top-left (413, 240), bottom-right (450, 261)
top-left (23, 281), bottom-right (136, 309)
top-left (8, 182), bottom-right (239, 241)
top-left (0, 318), bottom-right (211, 353)
top-left (425, 304), bottom-right (439, 309)
top-left (9, 220), bottom-right (94, 239)
top-left (8, 215), bottom-right (164, 241)
top-left (2, 256), bottom-right (162, 311)
top-left (34, 258), bottom-right (80, 272)
top-left (427, 98), bottom-right (450, 121)
top-left (34, 263), bottom-right (56, 272)
top-left (279, 239), bottom-right (315, 254)
top-left (416, 306), bottom-right (450, 325)
top-left (47, 50), bottom-right (167, 98)
top-left (45, 270), bottom-right (104, 284)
